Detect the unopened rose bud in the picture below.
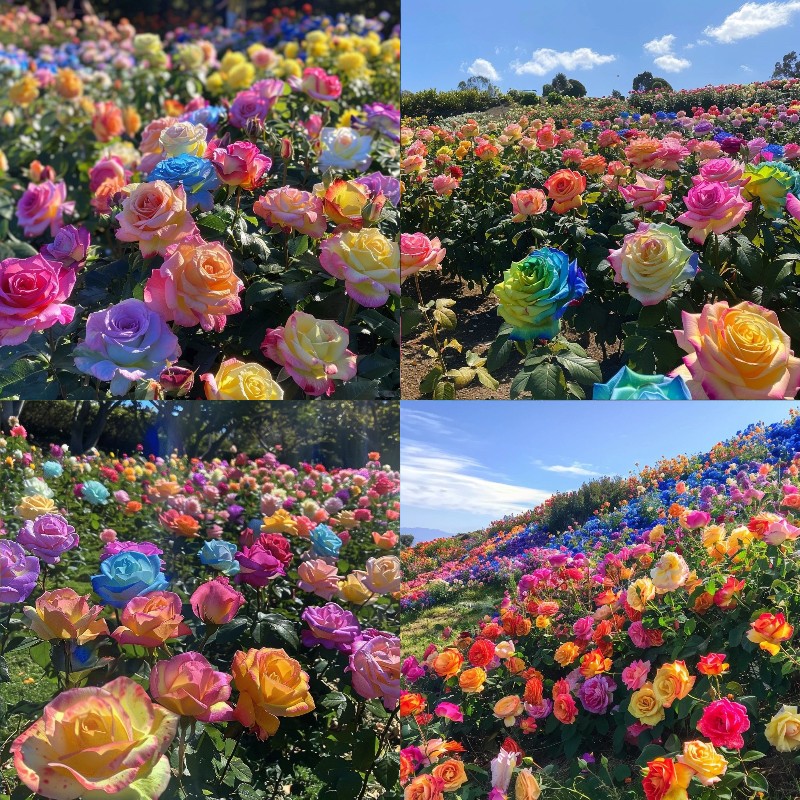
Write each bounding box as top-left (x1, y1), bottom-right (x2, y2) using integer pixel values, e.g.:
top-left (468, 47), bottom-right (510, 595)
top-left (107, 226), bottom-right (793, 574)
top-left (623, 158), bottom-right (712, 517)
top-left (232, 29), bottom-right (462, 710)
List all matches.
top-left (160, 366), bottom-right (194, 397)
top-left (280, 137), bottom-right (293, 160)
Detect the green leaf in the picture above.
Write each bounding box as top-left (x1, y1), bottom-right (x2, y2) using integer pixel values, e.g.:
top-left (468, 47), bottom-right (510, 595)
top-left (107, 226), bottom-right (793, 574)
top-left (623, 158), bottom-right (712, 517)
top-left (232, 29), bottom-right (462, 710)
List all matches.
top-left (244, 279), bottom-right (282, 307)
top-left (554, 352), bottom-right (602, 386)
top-left (419, 367), bottom-right (443, 396)
top-left (432, 380), bottom-right (456, 400)
top-left (445, 367), bottom-right (475, 389)
top-left (485, 334), bottom-right (515, 372)
top-left (197, 213), bottom-right (228, 234)
top-left (253, 613), bottom-right (299, 651)
top-left (527, 362), bottom-right (567, 399)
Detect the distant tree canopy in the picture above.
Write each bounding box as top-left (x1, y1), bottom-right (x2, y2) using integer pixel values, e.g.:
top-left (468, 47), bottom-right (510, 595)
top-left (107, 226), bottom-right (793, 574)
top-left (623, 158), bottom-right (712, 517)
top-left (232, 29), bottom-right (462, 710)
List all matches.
top-left (456, 75), bottom-right (500, 97)
top-left (542, 72), bottom-right (587, 98)
top-left (773, 51), bottom-right (800, 79)
top-left (7, 401), bottom-right (399, 467)
top-left (631, 71), bottom-right (673, 93)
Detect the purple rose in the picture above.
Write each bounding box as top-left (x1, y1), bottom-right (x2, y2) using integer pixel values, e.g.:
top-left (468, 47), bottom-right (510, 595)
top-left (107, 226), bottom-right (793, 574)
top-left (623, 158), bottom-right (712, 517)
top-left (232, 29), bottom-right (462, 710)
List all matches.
top-left (235, 541), bottom-right (285, 587)
top-left (355, 103), bottom-right (400, 141)
top-left (16, 513), bottom-right (78, 564)
top-left (526, 698), bottom-right (553, 719)
top-left (101, 540), bottom-right (164, 562)
top-left (578, 675), bottom-right (617, 714)
top-left (41, 225), bottom-right (90, 269)
top-left (301, 603), bottom-right (361, 653)
top-left (0, 540), bottom-right (40, 603)
top-left (401, 655), bottom-right (425, 682)
top-left (73, 299), bottom-right (181, 395)
top-left (229, 90), bottom-right (272, 129)
top-left (348, 633), bottom-right (400, 710)
top-left (354, 171), bottom-right (401, 207)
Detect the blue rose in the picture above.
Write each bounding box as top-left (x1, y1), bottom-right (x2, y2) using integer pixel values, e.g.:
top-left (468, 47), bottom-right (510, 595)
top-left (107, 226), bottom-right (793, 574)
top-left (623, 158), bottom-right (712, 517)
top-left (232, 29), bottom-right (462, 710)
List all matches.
top-left (310, 524), bottom-right (342, 559)
top-left (248, 518), bottom-right (263, 536)
top-left (91, 551), bottom-right (168, 607)
top-left (593, 366), bottom-right (691, 400)
top-left (81, 480), bottom-right (110, 505)
top-left (199, 540), bottom-right (240, 576)
top-left (42, 461), bottom-right (63, 479)
top-left (147, 154), bottom-right (221, 211)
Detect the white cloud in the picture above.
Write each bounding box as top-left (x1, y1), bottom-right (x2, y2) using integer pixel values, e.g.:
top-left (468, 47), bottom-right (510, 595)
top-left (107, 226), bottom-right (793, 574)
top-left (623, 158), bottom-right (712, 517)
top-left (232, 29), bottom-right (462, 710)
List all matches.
top-left (704, 1), bottom-right (800, 43)
top-left (741, 64), bottom-right (754, 72)
top-left (644, 34), bottom-right (676, 56)
top-left (402, 441), bottom-right (551, 517)
top-left (534, 460), bottom-right (600, 477)
top-left (467, 57), bottom-right (501, 82)
top-left (684, 42), bottom-right (695, 50)
top-left (654, 54), bottom-right (692, 72)
top-left (511, 47), bottom-right (616, 76)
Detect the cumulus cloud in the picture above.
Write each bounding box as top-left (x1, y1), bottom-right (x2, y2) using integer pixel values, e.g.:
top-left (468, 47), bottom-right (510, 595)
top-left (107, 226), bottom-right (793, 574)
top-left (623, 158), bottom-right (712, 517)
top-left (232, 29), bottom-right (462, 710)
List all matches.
top-left (402, 441), bottom-right (551, 516)
top-left (510, 47), bottom-right (616, 76)
top-left (466, 57), bottom-right (500, 81)
top-left (704, 1), bottom-right (800, 43)
top-left (644, 34), bottom-right (676, 56)
top-left (654, 54), bottom-right (692, 72)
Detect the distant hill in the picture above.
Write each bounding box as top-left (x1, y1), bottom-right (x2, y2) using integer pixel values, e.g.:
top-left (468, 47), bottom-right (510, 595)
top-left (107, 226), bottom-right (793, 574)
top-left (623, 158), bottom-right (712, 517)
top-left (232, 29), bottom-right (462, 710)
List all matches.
top-left (400, 526), bottom-right (452, 543)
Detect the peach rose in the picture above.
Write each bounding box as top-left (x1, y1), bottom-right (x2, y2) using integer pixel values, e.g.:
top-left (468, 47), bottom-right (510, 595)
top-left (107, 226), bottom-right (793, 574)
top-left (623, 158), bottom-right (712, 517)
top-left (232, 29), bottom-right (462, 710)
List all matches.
top-left (431, 759), bottom-right (468, 791)
top-left (400, 232), bottom-right (446, 282)
top-left (459, 666), bottom-right (487, 693)
top-left (432, 648), bottom-right (463, 679)
top-left (493, 695), bottom-right (524, 726)
top-left (253, 186), bottom-right (326, 238)
top-left (111, 590), bottom-right (192, 648)
top-left (543, 169), bottom-right (585, 213)
top-left (23, 588), bottom-right (108, 644)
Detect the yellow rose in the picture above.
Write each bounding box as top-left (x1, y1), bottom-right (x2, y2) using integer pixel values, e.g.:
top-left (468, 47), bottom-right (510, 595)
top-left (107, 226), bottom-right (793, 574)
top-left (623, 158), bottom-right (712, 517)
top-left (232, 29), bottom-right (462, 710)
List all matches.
top-left (650, 551), bottom-right (690, 592)
top-left (23, 588), bottom-right (109, 644)
top-left (338, 572), bottom-right (372, 604)
top-left (765, 705), bottom-right (800, 752)
top-left (261, 509), bottom-right (298, 536)
top-left (626, 577), bottom-right (656, 611)
top-left (53, 68), bottom-right (83, 99)
top-left (677, 740), bottom-right (727, 786)
top-left (9, 75), bottom-right (39, 107)
top-left (628, 682), bottom-right (665, 726)
top-left (515, 769), bottom-right (542, 800)
top-left (16, 495), bottom-right (56, 520)
top-left (652, 662), bottom-right (696, 708)
top-left (202, 358), bottom-right (283, 400)
top-left (726, 526), bottom-right (754, 558)
top-left (363, 555), bottom-right (401, 595)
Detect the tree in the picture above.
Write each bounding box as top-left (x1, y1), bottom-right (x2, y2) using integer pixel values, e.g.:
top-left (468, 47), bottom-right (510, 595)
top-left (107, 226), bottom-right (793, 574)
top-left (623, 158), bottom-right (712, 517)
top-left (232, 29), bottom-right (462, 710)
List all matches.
top-left (456, 75), bottom-right (500, 97)
top-left (551, 72), bottom-right (570, 94)
top-left (611, 89), bottom-right (624, 99)
top-left (773, 51), bottom-right (800, 79)
top-left (632, 71), bottom-right (655, 92)
top-left (650, 77), bottom-right (673, 91)
top-left (565, 78), bottom-right (587, 98)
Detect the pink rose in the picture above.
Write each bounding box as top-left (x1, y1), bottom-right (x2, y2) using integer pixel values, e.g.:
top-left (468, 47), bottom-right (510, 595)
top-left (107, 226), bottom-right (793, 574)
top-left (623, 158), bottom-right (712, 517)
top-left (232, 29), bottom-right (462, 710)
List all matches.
top-left (434, 702), bottom-right (463, 722)
top-left (190, 576), bottom-right (245, 625)
top-left (16, 181), bottom-right (74, 238)
top-left (289, 66), bottom-right (341, 101)
top-left (0, 254), bottom-right (76, 345)
top-left (696, 157), bottom-right (746, 186)
top-left (89, 156), bottom-right (131, 194)
top-left (675, 180), bottom-right (751, 244)
top-left (253, 186), bottom-right (326, 238)
top-left (618, 173), bottom-right (671, 212)
top-left (697, 699), bottom-right (750, 749)
top-left (621, 659), bottom-right (651, 690)
top-left (208, 142), bottom-right (271, 191)
top-left (510, 188), bottom-right (547, 222)
top-left (400, 232), bottom-right (446, 282)
top-left (432, 174), bottom-right (459, 196)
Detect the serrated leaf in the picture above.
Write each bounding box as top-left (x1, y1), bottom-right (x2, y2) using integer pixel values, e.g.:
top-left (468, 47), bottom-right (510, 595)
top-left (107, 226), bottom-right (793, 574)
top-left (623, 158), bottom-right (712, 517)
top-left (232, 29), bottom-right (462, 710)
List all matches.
top-left (432, 380), bottom-right (456, 399)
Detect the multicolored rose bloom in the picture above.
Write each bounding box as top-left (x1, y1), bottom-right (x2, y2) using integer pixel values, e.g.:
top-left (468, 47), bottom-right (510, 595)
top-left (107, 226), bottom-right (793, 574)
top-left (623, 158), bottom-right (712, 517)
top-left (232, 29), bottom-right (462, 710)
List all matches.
top-left (150, 652), bottom-right (235, 722)
top-left (742, 161), bottom-right (800, 218)
top-left (618, 173), bottom-right (672, 213)
top-left (0, 541), bottom-right (40, 603)
top-left (208, 142), bottom-right (272, 191)
top-left (147, 155), bottom-right (221, 211)
top-left (289, 66), bottom-right (342, 101)
top-left (253, 186), bottom-right (327, 238)
top-left (675, 181), bottom-right (751, 244)
top-left (111, 591), bottom-right (192, 648)
top-left (235, 540), bottom-right (286, 588)
top-left (608, 223), bottom-right (698, 306)
top-left (90, 550), bottom-right (168, 608)
top-left (261, 311), bottom-right (357, 397)
top-left (301, 603), bottom-right (361, 652)
top-left (593, 367), bottom-right (691, 400)
top-left (16, 513), bottom-right (78, 564)
top-left (11, 677), bottom-right (178, 800)
top-left (73, 299), bottom-right (181, 395)
top-left (543, 169), bottom-right (585, 213)
top-left (15, 180), bottom-right (74, 238)
top-left (493, 247), bottom-right (588, 340)
top-left (355, 102), bottom-right (401, 141)
top-left (671, 301), bottom-right (800, 399)
top-left (201, 358), bottom-right (284, 400)
top-left (23, 588), bottom-right (108, 643)
top-left (0, 254), bottom-right (76, 346)
top-left (349, 631), bottom-right (400, 710)
top-left (400, 232), bottom-right (446, 283)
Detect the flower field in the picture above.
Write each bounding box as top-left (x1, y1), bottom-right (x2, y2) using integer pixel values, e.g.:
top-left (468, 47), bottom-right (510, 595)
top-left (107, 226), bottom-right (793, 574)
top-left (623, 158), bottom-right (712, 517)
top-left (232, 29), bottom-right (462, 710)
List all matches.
top-left (401, 412), bottom-right (800, 799)
top-left (0, 4), bottom-right (400, 400)
top-left (0, 415), bottom-right (400, 799)
top-left (401, 80), bottom-right (800, 400)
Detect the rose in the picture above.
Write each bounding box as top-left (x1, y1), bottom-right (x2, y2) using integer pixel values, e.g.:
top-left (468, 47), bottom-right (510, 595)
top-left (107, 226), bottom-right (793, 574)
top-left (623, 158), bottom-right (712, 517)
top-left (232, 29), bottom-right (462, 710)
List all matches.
top-left (628, 683), bottom-right (665, 726)
top-left (765, 705), bottom-right (800, 752)
top-left (404, 775), bottom-right (445, 800)
top-left (618, 173), bottom-right (672, 212)
top-left (363, 555), bottom-right (401, 594)
top-left (652, 661), bottom-right (695, 708)
top-left (677, 740), bottom-right (727, 786)
top-left (593, 366), bottom-right (691, 400)
top-left (317, 178), bottom-right (374, 228)
top-left (319, 228), bottom-right (400, 307)
top-left (143, 235), bottom-right (242, 331)
top-left (11, 677), bottom-right (177, 800)
top-left (208, 142), bottom-right (272, 190)
top-left (17, 513), bottom-right (78, 564)
top-left (232, 648), bottom-right (315, 739)
top-left (253, 186), bottom-right (326, 238)
top-left (158, 121), bottom-right (207, 158)
top-left (150, 652), bottom-right (235, 722)
top-left (310, 523), bottom-right (343, 558)
top-left (553, 693), bottom-right (578, 724)
top-left (747, 612), bottom-right (794, 655)
top-left (101, 541), bottom-right (162, 561)
top-left (459, 666), bottom-right (487, 693)
top-left (198, 540), bottom-right (240, 575)
top-left (74, 299), bottom-right (181, 395)
top-left (338, 572), bottom-right (372, 604)
top-left (41, 224), bottom-right (90, 268)
top-left (515, 769), bottom-right (542, 800)
top-left (89, 156), bottom-right (131, 194)
top-left (318, 127), bottom-right (373, 172)
top-left (111, 591), bottom-right (191, 648)
top-left (432, 648), bottom-right (463, 678)
top-left (201, 358), bottom-right (283, 400)
top-left (675, 180), bottom-right (751, 244)
top-left (698, 653), bottom-right (729, 675)
top-left (650, 552), bottom-right (690, 592)
top-left (297, 559), bottom-right (340, 600)
top-left (147, 154), bottom-right (221, 211)
top-left (261, 311), bottom-right (357, 396)
top-left (578, 675), bottom-right (616, 714)
top-left (290, 66), bottom-right (341, 100)
top-left (642, 758), bottom-right (693, 800)
top-left (235, 540), bottom-right (286, 587)
top-left (431, 759), bottom-right (468, 791)
top-left (301, 603), bottom-right (361, 652)
top-left (0, 254), bottom-right (76, 346)
top-left (349, 633), bottom-right (400, 709)
top-left (493, 247), bottom-right (587, 341)
top-left (696, 698), bottom-right (750, 749)
top-left (15, 181), bottom-right (74, 238)
top-left (626, 577), bottom-right (656, 611)
top-left (697, 157), bottom-right (746, 185)
top-left (15, 495), bottom-right (56, 520)
top-left (81, 480), bottom-right (109, 505)
top-left (356, 171), bottom-right (401, 206)
top-left (671, 301), bottom-right (800, 399)
top-left (510, 189), bottom-right (547, 222)
top-left (621, 660), bottom-right (651, 690)
top-left (0, 541), bottom-right (39, 603)
top-left (90, 550), bottom-right (168, 608)
top-left (23, 587), bottom-right (108, 644)
top-left (468, 638), bottom-right (495, 667)
top-left (742, 161), bottom-right (798, 218)
top-left (190, 576), bottom-right (245, 625)
top-left (543, 169), bottom-right (585, 213)
top-left (400, 232), bottom-right (446, 282)
top-left (608, 223), bottom-right (698, 306)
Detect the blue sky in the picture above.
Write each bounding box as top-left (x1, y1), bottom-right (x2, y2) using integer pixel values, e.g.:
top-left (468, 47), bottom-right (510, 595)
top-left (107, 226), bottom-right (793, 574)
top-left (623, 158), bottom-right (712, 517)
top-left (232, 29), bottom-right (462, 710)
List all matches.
top-left (401, 402), bottom-right (800, 540)
top-left (402, 0), bottom-right (800, 96)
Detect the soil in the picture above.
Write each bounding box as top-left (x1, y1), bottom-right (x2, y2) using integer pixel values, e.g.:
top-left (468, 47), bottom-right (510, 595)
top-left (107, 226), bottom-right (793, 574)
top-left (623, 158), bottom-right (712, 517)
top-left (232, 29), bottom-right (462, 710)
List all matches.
top-left (401, 273), bottom-right (623, 399)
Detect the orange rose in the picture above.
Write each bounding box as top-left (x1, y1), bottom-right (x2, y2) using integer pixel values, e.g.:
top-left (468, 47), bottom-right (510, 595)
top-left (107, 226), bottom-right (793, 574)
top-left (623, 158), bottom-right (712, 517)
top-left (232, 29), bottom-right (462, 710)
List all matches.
top-left (543, 168), bottom-right (585, 213)
top-left (404, 774), bottom-right (445, 800)
top-left (431, 759), bottom-right (468, 792)
top-left (493, 695), bottom-right (524, 726)
top-left (579, 650), bottom-right (611, 678)
top-left (747, 612), bottom-right (794, 655)
top-left (400, 693), bottom-right (426, 717)
top-left (432, 648), bottom-right (464, 679)
top-left (554, 641), bottom-right (581, 666)
top-left (458, 666), bottom-right (486, 694)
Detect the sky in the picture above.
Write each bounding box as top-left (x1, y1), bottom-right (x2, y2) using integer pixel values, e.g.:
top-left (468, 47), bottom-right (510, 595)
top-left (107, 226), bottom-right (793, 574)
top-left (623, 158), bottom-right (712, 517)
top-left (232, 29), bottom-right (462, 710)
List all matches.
top-left (400, 402), bottom-right (800, 540)
top-left (401, 0), bottom-right (800, 96)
